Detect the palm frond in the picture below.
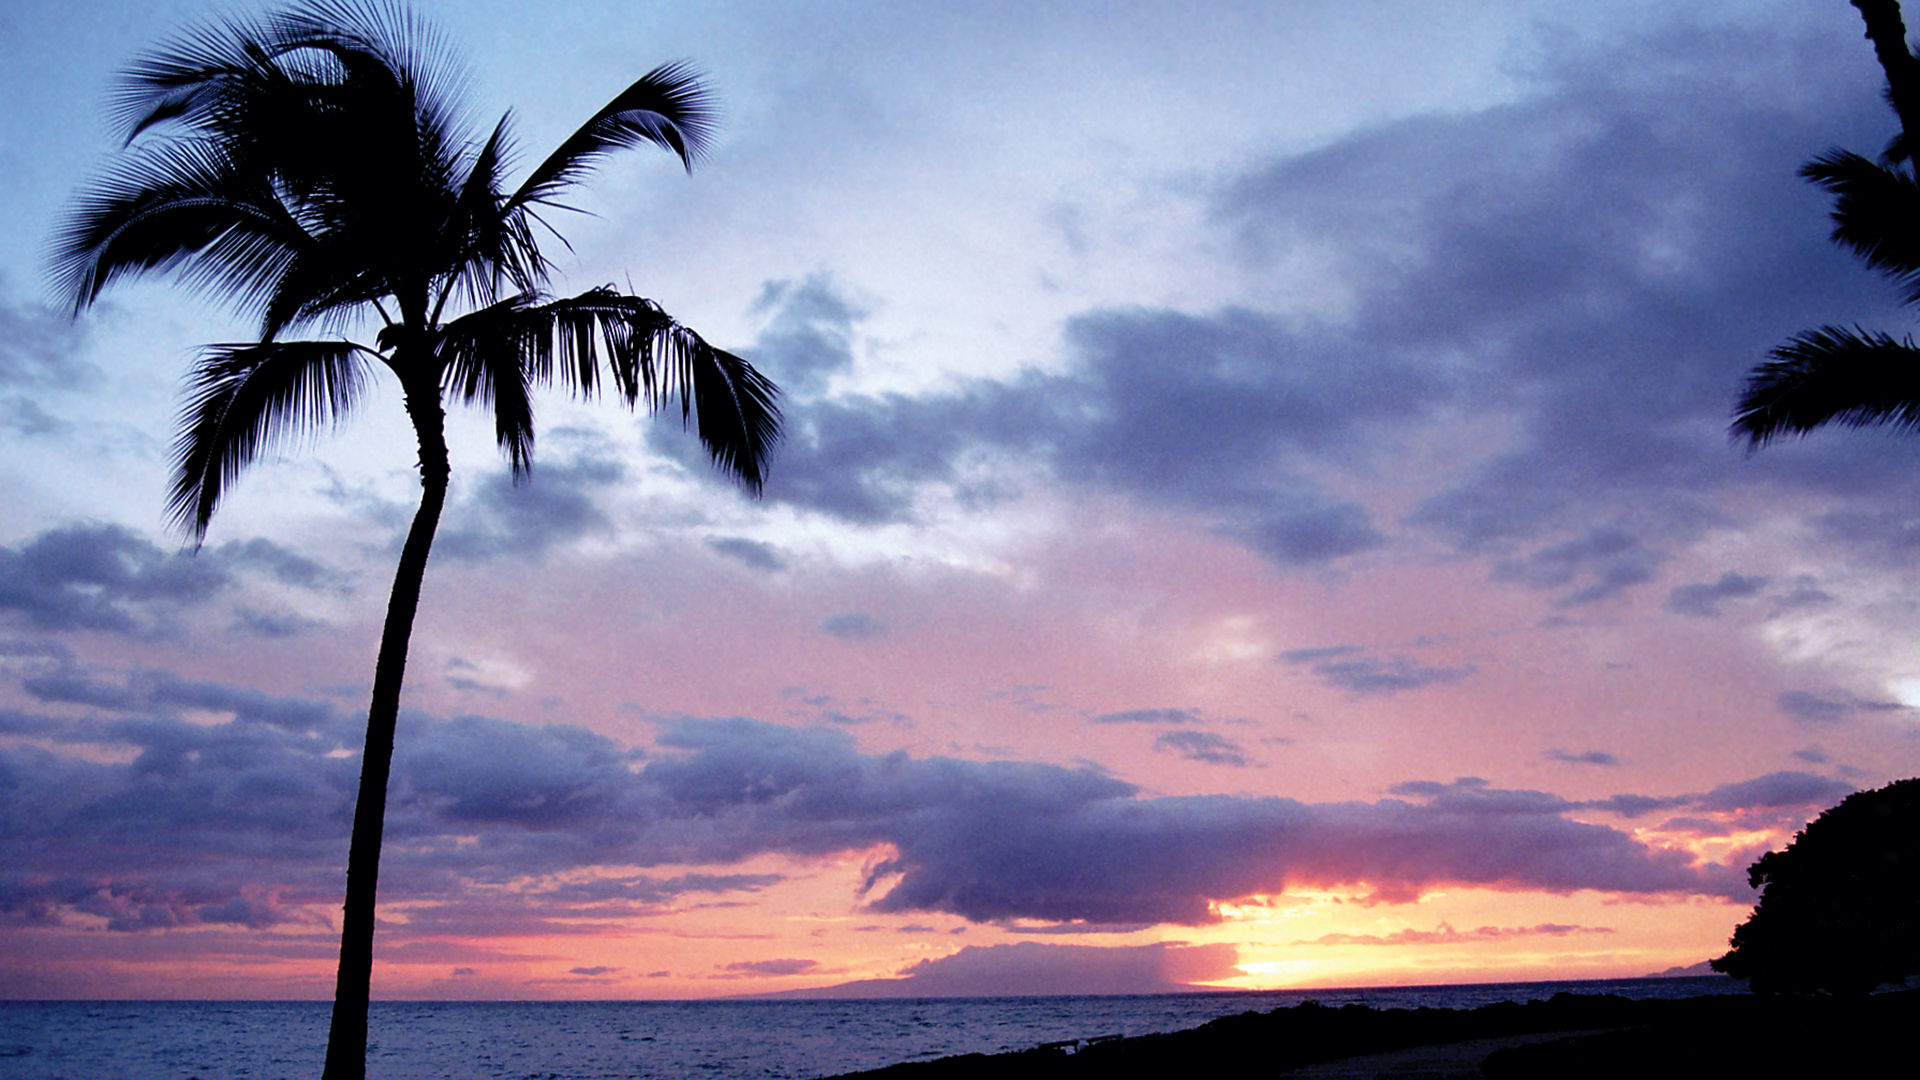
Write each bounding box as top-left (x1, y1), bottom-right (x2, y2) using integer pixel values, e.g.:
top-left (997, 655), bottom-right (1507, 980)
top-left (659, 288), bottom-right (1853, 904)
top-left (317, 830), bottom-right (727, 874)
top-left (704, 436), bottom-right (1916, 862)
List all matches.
top-left (110, 10), bottom-right (274, 142)
top-left (1732, 325), bottom-right (1920, 447)
top-left (678, 334), bottom-right (783, 493)
top-left (1882, 129), bottom-right (1911, 167)
top-left (85, 0), bottom-right (481, 335)
top-left (436, 287), bottom-right (780, 490)
top-left (508, 61), bottom-right (717, 213)
top-left (170, 340), bottom-right (375, 540)
top-left (434, 295), bottom-right (539, 477)
top-left (1802, 149), bottom-right (1920, 303)
top-left (434, 113), bottom-right (547, 316)
top-left (266, 1), bottom-right (451, 95)
top-left (50, 138), bottom-right (314, 318)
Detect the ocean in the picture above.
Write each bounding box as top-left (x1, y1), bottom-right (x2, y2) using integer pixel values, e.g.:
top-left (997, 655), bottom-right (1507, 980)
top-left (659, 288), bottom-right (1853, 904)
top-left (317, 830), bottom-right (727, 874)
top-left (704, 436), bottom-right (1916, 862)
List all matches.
top-left (0, 977), bottom-right (1738, 1080)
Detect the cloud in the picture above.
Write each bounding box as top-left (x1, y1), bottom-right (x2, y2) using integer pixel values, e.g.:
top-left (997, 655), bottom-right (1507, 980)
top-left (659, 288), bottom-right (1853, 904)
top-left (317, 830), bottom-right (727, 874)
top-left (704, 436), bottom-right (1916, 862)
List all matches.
top-left (1490, 526), bottom-right (1662, 607)
top-left (1042, 306), bottom-right (1425, 567)
top-left (1154, 730), bottom-right (1254, 768)
top-left (1294, 922), bottom-right (1613, 947)
top-left (723, 958), bottom-right (818, 976)
top-left (1362, 32), bottom-right (1916, 551)
top-left (393, 712), bottom-right (643, 832)
top-left (22, 666), bottom-right (338, 733)
top-left (0, 523), bottom-right (339, 638)
top-left (1775, 689), bottom-right (1909, 725)
top-left (569, 966), bottom-right (618, 977)
top-left (653, 281), bottom-right (1041, 524)
top-left (684, 279), bottom-right (1415, 568)
top-left (1666, 572), bottom-right (1768, 617)
top-left (1809, 507), bottom-right (1920, 565)
top-left (0, 290), bottom-right (89, 389)
top-left (1090, 708), bottom-right (1202, 725)
top-left (742, 384), bottom-right (1046, 526)
top-left (1235, 501), bottom-right (1385, 565)
top-left (436, 453), bottom-right (624, 562)
top-left (744, 276), bottom-right (863, 398)
top-left (230, 607), bottom-right (325, 639)
top-left (641, 720), bottom-right (1739, 921)
top-left (707, 536), bottom-right (786, 571)
top-left (1280, 646), bottom-right (1473, 696)
top-left (1769, 579), bottom-right (1836, 613)
top-left (540, 873), bottom-right (785, 908)
top-left (1559, 764), bottom-right (1858, 814)
top-left (1546, 749), bottom-right (1620, 767)
top-left (820, 613), bottom-right (887, 641)
top-left (1406, 772), bottom-right (1856, 824)
top-left (648, 17), bottom-right (1915, 592)
top-left (782, 690), bottom-right (908, 727)
top-left (1, 683), bottom-right (1764, 934)
top-left (1690, 771), bottom-right (1855, 813)
top-left (214, 538), bottom-right (340, 591)
top-left (1213, 21), bottom-right (1920, 576)
top-left (0, 395), bottom-right (68, 438)
top-left (0, 523), bottom-right (230, 634)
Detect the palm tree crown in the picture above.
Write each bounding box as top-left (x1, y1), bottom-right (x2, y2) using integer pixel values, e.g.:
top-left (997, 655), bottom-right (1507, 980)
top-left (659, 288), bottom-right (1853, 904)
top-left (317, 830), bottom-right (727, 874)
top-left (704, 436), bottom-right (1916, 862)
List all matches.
top-left (52, 0), bottom-right (778, 530)
top-left (51, 4), bottom-right (778, 1078)
top-left (1731, 152), bottom-right (1920, 444)
top-left (1732, 2), bottom-right (1920, 447)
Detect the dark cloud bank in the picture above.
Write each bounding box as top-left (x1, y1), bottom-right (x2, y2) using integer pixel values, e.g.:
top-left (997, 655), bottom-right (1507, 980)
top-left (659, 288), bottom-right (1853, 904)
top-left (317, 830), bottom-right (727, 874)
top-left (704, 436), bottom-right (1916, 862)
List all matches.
top-left (3, 665), bottom-right (1829, 947)
top-left (0, 523), bottom-right (337, 637)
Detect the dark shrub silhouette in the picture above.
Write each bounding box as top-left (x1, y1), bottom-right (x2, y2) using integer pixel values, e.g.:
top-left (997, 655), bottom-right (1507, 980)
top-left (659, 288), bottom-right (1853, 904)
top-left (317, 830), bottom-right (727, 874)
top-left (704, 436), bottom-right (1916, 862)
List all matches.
top-left (1711, 778), bottom-right (1920, 994)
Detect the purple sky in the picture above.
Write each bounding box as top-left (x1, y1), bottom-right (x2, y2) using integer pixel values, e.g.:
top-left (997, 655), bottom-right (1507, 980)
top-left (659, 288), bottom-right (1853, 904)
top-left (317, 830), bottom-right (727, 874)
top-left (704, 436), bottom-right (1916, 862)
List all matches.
top-left (2, 0), bottom-right (1918, 999)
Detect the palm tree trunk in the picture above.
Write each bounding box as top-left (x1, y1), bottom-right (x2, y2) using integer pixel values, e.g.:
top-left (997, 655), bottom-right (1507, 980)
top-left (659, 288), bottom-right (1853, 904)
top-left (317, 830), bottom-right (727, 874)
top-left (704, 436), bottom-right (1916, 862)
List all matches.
top-left (322, 378), bottom-right (451, 1080)
top-left (1853, 0), bottom-right (1920, 156)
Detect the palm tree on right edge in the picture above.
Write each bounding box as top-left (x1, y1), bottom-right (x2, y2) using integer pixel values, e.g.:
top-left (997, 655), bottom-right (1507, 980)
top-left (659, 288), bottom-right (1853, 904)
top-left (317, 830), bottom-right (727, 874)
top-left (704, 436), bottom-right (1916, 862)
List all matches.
top-left (1732, 0), bottom-right (1920, 445)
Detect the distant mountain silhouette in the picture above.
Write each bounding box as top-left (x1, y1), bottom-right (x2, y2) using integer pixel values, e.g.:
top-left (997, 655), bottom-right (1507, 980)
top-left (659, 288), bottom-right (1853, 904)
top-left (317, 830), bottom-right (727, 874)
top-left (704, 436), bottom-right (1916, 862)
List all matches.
top-left (1643, 960), bottom-right (1723, 978)
top-left (737, 942), bottom-right (1236, 998)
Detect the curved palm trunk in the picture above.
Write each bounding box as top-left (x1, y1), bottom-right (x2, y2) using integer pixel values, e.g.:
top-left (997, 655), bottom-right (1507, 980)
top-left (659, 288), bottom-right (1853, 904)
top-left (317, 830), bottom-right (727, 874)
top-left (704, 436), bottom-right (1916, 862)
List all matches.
top-left (323, 376), bottom-right (451, 1080)
top-left (1854, 1), bottom-right (1920, 150)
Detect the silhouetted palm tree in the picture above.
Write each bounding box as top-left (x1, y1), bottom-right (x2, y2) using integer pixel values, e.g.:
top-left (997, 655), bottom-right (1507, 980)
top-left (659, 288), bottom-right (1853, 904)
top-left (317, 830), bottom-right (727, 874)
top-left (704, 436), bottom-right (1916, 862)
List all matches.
top-left (1732, 1), bottom-right (1920, 445)
top-left (1730, 152), bottom-right (1920, 443)
top-left (51, 4), bottom-right (779, 1077)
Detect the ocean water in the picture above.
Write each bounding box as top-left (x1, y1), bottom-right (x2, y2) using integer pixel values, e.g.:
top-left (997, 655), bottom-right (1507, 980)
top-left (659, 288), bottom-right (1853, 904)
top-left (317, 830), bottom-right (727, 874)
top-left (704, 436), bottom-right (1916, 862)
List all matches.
top-left (0, 977), bottom-right (1738, 1080)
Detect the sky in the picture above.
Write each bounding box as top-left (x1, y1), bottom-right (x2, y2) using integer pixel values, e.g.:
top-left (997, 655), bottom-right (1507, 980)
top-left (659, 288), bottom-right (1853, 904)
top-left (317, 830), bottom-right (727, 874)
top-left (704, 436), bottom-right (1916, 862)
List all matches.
top-left (2, 0), bottom-right (1919, 1001)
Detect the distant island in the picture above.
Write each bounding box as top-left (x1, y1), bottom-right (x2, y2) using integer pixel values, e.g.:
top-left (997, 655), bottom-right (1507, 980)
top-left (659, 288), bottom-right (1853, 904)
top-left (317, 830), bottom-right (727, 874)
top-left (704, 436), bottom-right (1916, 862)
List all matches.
top-left (1645, 959), bottom-right (1723, 978)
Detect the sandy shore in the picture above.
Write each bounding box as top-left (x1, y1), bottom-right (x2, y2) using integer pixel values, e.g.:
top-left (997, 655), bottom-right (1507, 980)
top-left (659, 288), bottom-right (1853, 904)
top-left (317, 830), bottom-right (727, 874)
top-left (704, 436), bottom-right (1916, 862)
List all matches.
top-left (828, 988), bottom-right (1918, 1079)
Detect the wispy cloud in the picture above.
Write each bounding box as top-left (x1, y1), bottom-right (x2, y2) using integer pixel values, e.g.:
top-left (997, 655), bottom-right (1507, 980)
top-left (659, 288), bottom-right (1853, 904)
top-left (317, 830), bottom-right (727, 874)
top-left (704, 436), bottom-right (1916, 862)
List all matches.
top-left (1666, 572), bottom-right (1767, 617)
top-left (1545, 749), bottom-right (1620, 767)
top-left (1295, 923), bottom-right (1613, 946)
top-left (1280, 646), bottom-right (1474, 696)
top-left (1154, 730), bottom-right (1254, 768)
top-left (1091, 707), bottom-right (1202, 725)
top-left (1776, 689), bottom-right (1908, 725)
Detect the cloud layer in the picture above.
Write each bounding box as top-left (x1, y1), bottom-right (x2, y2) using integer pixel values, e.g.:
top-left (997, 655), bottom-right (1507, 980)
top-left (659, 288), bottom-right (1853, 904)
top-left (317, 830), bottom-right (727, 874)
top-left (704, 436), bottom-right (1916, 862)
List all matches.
top-left (2, 673), bottom-right (1813, 943)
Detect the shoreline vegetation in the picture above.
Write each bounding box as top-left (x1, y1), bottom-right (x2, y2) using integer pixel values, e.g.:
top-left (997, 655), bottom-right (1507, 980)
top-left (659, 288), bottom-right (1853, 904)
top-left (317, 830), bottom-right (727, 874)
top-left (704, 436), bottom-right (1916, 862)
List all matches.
top-left (829, 987), bottom-right (1918, 1079)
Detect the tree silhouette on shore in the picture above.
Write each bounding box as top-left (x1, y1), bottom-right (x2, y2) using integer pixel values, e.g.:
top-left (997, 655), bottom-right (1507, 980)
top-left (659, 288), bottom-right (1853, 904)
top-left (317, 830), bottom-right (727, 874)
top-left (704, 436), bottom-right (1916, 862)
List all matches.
top-left (1711, 778), bottom-right (1920, 994)
top-left (51, 3), bottom-right (780, 1076)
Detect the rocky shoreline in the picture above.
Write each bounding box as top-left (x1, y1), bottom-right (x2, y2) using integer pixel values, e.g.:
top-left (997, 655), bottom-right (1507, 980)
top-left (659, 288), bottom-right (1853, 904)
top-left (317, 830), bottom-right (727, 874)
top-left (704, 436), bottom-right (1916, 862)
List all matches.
top-left (830, 988), bottom-right (1917, 1079)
